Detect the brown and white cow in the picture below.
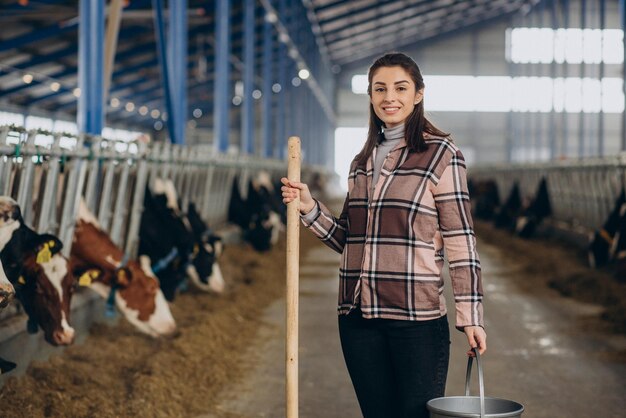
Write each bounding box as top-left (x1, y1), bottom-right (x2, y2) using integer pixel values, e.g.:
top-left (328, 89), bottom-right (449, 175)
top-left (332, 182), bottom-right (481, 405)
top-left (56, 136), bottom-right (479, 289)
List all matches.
top-left (0, 199), bottom-right (17, 309)
top-left (0, 259), bottom-right (14, 309)
top-left (71, 200), bottom-right (177, 337)
top-left (0, 196), bottom-right (75, 346)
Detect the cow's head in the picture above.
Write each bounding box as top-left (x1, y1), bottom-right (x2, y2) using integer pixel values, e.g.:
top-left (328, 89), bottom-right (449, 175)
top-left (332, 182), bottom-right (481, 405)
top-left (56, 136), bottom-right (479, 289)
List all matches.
top-left (187, 236), bottom-right (224, 293)
top-left (114, 259), bottom-right (177, 338)
top-left (0, 197), bottom-right (19, 307)
top-left (72, 215), bottom-right (178, 338)
top-left (18, 234), bottom-right (76, 346)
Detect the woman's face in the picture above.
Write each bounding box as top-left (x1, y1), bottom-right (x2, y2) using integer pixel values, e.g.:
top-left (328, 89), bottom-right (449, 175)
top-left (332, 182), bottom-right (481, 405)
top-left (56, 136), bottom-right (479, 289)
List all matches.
top-left (370, 66), bottom-right (423, 128)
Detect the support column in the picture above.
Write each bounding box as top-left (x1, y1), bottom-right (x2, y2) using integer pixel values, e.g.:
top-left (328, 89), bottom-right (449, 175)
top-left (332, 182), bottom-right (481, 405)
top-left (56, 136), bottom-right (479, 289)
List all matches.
top-left (78, 0), bottom-right (104, 134)
top-left (152, 0), bottom-right (175, 142)
top-left (262, 12), bottom-right (274, 158)
top-left (169, 0), bottom-right (187, 145)
top-left (242, 0), bottom-right (255, 154)
top-left (277, 0), bottom-right (287, 159)
top-left (214, 0), bottom-right (231, 153)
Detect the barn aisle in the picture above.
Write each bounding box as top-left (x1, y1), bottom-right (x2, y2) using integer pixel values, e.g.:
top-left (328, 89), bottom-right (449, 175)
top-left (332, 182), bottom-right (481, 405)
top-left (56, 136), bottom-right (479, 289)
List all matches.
top-left (199, 235), bottom-right (361, 417)
top-left (201, 218), bottom-right (626, 418)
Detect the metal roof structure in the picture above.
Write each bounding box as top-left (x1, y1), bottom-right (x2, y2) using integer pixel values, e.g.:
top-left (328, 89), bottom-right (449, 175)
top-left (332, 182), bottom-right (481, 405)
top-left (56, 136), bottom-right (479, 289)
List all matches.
top-left (0, 0), bottom-right (526, 135)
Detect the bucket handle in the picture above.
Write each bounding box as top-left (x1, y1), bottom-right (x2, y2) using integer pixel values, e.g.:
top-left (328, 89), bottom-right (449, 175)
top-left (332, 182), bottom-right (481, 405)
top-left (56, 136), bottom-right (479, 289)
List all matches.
top-left (464, 347), bottom-right (486, 418)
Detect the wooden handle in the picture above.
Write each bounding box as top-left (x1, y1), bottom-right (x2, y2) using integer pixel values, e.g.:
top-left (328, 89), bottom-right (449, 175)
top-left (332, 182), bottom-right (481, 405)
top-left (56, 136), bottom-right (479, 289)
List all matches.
top-left (286, 136), bottom-right (301, 418)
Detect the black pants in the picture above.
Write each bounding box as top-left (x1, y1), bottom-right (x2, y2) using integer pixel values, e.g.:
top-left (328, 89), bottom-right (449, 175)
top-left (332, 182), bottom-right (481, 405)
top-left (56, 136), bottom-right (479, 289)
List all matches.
top-left (338, 309), bottom-right (450, 418)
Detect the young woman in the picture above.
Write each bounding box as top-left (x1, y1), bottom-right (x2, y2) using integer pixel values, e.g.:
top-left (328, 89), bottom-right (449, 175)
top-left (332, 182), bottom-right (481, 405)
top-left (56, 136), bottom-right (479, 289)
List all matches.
top-left (281, 52), bottom-right (486, 418)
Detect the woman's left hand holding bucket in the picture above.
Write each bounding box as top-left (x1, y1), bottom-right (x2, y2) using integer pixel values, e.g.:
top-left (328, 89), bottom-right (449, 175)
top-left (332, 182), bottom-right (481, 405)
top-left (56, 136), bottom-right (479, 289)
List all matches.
top-left (464, 326), bottom-right (487, 357)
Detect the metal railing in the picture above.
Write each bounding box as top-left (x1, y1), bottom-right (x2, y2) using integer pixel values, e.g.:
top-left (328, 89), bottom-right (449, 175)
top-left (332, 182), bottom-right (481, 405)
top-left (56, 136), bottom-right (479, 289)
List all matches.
top-left (469, 153), bottom-right (626, 231)
top-left (0, 125), bottom-right (326, 325)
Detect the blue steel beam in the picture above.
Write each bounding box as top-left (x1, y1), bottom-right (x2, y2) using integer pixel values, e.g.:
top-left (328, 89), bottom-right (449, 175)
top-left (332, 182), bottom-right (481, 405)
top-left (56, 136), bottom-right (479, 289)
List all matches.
top-left (277, 0), bottom-right (288, 159)
top-left (262, 13), bottom-right (274, 158)
top-left (0, 20), bottom-right (78, 53)
top-left (242, 0), bottom-right (255, 154)
top-left (214, 0), bottom-right (231, 153)
top-left (339, 4), bottom-right (522, 69)
top-left (168, 0), bottom-right (188, 145)
top-left (314, 0), bottom-right (378, 15)
top-left (77, 0), bottom-right (104, 135)
top-left (152, 0), bottom-right (176, 143)
top-left (1, 35), bottom-right (159, 98)
top-left (59, 57), bottom-right (217, 114)
top-left (321, 0), bottom-right (433, 38)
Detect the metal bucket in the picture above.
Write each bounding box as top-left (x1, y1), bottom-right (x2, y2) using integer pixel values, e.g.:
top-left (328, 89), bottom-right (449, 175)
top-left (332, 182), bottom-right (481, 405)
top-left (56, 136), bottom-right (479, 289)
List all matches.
top-left (427, 349), bottom-right (524, 418)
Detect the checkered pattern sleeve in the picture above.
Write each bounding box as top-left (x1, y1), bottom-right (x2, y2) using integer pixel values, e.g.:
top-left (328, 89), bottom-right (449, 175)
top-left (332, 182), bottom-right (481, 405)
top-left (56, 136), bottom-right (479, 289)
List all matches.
top-left (301, 194), bottom-right (349, 254)
top-left (433, 150), bottom-right (484, 329)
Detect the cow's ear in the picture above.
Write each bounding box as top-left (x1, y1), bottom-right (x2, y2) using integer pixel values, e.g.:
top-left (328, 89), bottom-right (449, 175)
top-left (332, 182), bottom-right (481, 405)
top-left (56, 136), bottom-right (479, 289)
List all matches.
top-left (77, 268), bottom-right (101, 287)
top-left (40, 235), bottom-right (63, 255)
top-left (114, 267), bottom-right (132, 287)
top-left (32, 234), bottom-right (64, 260)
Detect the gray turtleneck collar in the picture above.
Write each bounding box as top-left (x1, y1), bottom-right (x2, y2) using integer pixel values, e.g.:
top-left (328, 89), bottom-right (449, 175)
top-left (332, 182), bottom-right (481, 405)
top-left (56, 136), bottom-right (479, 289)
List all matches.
top-left (382, 123), bottom-right (405, 142)
top-left (371, 123), bottom-right (405, 193)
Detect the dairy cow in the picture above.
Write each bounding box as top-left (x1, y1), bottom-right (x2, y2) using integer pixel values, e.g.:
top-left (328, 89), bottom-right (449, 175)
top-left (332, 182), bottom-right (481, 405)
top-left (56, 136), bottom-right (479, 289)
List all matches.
top-left (612, 203), bottom-right (626, 282)
top-left (0, 197), bottom-right (75, 346)
top-left (0, 258), bottom-right (14, 309)
top-left (228, 172), bottom-right (284, 252)
top-left (468, 179), bottom-right (500, 221)
top-left (0, 213), bottom-right (16, 374)
top-left (186, 202), bottom-right (224, 293)
top-left (515, 177), bottom-right (552, 238)
top-left (494, 182), bottom-right (522, 231)
top-left (588, 189), bottom-right (625, 269)
top-left (0, 357), bottom-right (16, 375)
top-left (139, 181), bottom-right (194, 300)
top-left (71, 200), bottom-right (177, 337)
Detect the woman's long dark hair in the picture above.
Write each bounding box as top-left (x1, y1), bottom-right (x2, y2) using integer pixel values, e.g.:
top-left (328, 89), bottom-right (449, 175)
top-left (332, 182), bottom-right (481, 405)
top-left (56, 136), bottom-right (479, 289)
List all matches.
top-left (354, 52), bottom-right (450, 167)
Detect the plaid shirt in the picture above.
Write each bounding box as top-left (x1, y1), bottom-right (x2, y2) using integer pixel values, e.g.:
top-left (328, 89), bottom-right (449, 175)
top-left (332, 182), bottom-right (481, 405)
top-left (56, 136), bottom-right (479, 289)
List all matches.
top-left (302, 136), bottom-right (484, 329)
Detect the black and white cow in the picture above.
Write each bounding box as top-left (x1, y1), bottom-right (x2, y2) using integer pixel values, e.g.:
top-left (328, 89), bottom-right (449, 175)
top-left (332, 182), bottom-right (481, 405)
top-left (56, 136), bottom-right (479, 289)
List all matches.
top-left (140, 179), bottom-right (223, 299)
top-left (468, 179), bottom-right (500, 221)
top-left (0, 197), bottom-right (76, 346)
top-left (588, 188), bottom-right (625, 269)
top-left (228, 172), bottom-right (284, 252)
top-left (139, 184), bottom-right (192, 301)
top-left (185, 202), bottom-right (224, 293)
top-left (611, 202), bottom-right (626, 282)
top-left (494, 182), bottom-right (522, 231)
top-left (515, 177), bottom-right (552, 238)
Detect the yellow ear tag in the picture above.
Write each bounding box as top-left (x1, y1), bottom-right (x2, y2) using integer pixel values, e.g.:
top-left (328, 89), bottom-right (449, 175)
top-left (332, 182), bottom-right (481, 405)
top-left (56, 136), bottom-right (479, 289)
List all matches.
top-left (117, 269), bottom-right (127, 281)
top-left (48, 240), bottom-right (55, 248)
top-left (193, 244), bottom-right (199, 257)
top-left (18, 276), bottom-right (26, 285)
top-left (78, 272), bottom-right (93, 287)
top-left (36, 243), bottom-right (51, 265)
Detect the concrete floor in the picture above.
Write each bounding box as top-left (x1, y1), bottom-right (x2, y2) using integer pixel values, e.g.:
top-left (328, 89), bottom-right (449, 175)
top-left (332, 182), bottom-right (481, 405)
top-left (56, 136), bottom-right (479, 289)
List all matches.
top-left (202, 235), bottom-right (626, 418)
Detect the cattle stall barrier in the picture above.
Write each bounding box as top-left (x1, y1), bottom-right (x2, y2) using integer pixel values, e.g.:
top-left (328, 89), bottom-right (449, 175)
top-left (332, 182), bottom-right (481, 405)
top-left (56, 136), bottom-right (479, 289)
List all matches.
top-left (469, 153), bottom-right (626, 234)
top-left (0, 125), bottom-right (328, 382)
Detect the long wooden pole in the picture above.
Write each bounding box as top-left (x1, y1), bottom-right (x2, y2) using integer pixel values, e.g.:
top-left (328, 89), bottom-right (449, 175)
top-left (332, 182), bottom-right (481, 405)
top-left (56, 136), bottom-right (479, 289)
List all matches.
top-left (286, 136), bottom-right (301, 418)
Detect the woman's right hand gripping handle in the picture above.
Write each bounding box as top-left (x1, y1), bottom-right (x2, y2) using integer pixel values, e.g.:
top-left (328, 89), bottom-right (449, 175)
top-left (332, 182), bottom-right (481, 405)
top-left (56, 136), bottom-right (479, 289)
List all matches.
top-left (280, 177), bottom-right (316, 215)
